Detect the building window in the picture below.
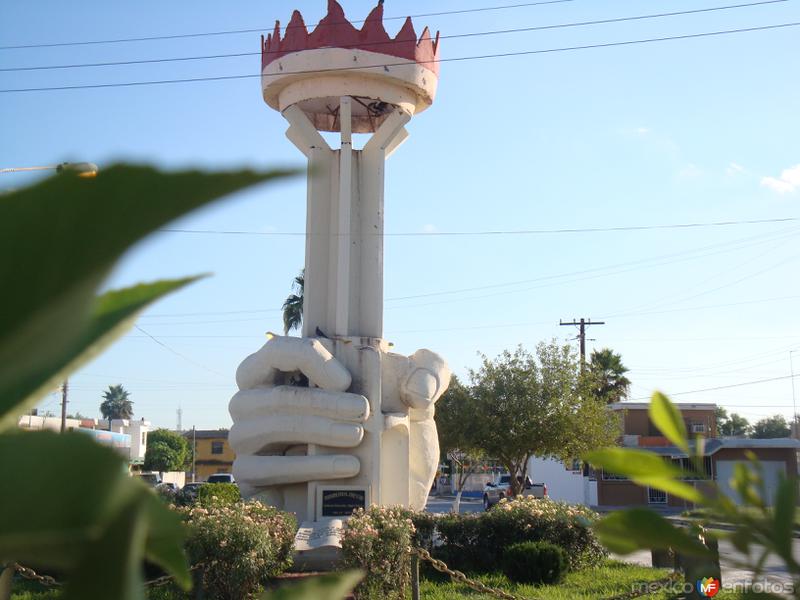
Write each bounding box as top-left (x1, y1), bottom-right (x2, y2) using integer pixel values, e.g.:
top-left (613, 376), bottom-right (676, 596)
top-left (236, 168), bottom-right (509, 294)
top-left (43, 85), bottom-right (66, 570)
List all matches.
top-left (211, 441), bottom-right (224, 455)
top-left (671, 456), bottom-right (712, 480)
top-left (141, 432), bottom-right (147, 446)
top-left (648, 488), bottom-right (667, 504)
top-left (690, 423), bottom-right (706, 434)
top-left (601, 470), bottom-right (628, 481)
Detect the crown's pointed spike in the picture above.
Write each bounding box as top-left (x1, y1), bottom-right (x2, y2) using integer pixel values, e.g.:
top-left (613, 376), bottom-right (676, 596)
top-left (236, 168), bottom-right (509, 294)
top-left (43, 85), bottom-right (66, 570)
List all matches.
top-left (395, 16), bottom-right (417, 42)
top-left (433, 30), bottom-right (441, 54)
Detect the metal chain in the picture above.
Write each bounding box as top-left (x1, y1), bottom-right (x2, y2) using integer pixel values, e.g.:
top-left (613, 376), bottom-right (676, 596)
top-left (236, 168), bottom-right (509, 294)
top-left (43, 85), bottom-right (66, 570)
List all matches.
top-left (414, 548), bottom-right (682, 600)
top-left (415, 548), bottom-right (531, 600)
top-left (8, 562), bottom-right (204, 589)
top-left (9, 564), bottom-right (62, 588)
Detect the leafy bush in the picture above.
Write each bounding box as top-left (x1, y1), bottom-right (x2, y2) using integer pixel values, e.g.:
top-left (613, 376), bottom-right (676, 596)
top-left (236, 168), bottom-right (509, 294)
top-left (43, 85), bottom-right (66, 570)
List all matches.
top-left (184, 500), bottom-right (296, 600)
top-left (341, 506), bottom-right (415, 600)
top-left (435, 497), bottom-right (606, 572)
top-left (197, 482), bottom-right (240, 507)
top-left (502, 541), bottom-right (567, 584)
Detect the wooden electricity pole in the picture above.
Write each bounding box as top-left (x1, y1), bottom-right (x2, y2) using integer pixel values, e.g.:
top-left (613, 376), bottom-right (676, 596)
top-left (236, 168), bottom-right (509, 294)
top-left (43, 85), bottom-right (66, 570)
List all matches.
top-left (60, 379), bottom-right (69, 433)
top-left (559, 318), bottom-right (605, 366)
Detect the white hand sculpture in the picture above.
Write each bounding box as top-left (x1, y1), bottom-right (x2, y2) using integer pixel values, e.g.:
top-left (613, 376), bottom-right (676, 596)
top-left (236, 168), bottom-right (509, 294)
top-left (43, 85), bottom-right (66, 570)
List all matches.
top-left (229, 336), bottom-right (450, 512)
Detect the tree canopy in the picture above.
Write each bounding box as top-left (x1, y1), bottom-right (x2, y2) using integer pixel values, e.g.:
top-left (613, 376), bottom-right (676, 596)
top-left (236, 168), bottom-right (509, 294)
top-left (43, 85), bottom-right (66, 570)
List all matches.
top-left (282, 269), bottom-right (304, 335)
top-left (752, 414), bottom-right (791, 439)
top-left (448, 342), bottom-right (620, 496)
top-left (717, 408), bottom-right (752, 437)
top-left (587, 348), bottom-right (631, 404)
top-left (144, 428), bottom-right (191, 472)
top-left (99, 384), bottom-right (133, 421)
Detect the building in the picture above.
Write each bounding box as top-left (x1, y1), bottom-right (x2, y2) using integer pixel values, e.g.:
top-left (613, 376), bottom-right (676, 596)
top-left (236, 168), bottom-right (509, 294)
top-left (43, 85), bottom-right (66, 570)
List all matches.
top-left (185, 429), bottom-right (235, 482)
top-left (597, 402), bottom-right (800, 508)
top-left (17, 414), bottom-right (150, 468)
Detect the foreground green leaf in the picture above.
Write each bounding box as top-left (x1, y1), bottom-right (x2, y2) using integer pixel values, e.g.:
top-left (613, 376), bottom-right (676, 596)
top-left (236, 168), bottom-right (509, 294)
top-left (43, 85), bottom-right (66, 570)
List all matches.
top-left (0, 165), bottom-right (294, 426)
top-left (649, 391), bottom-right (689, 454)
top-left (585, 448), bottom-right (705, 503)
top-left (594, 509), bottom-right (711, 556)
top-left (3, 277), bottom-right (205, 428)
top-left (0, 431), bottom-right (189, 597)
top-left (261, 570), bottom-right (363, 600)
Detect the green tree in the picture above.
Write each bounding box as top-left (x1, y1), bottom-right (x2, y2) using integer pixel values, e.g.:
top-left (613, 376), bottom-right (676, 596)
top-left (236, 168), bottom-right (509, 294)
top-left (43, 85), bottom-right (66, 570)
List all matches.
top-left (434, 376), bottom-right (484, 513)
top-left (587, 348), bottom-right (631, 404)
top-left (99, 384), bottom-right (133, 421)
top-left (719, 412), bottom-right (751, 437)
top-left (463, 342), bottom-right (619, 497)
top-left (144, 428), bottom-right (191, 472)
top-left (751, 414), bottom-right (790, 438)
top-left (715, 406), bottom-right (728, 434)
top-left (282, 269), bottom-right (304, 335)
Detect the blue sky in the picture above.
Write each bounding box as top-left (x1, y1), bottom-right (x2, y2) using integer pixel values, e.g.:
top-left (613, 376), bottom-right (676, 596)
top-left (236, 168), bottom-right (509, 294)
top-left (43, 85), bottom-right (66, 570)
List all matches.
top-left (2, 0), bottom-right (799, 430)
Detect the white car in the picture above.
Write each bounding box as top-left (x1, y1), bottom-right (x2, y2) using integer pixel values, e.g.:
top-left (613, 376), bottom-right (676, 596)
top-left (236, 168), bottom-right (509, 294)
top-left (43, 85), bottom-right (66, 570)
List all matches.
top-left (206, 473), bottom-right (236, 484)
top-left (483, 474), bottom-right (546, 510)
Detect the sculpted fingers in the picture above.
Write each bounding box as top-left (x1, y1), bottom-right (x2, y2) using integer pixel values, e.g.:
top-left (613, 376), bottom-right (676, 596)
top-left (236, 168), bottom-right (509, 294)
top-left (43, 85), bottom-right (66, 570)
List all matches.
top-left (229, 386), bottom-right (369, 422)
top-left (236, 336), bottom-right (351, 391)
top-left (229, 415), bottom-right (364, 455)
top-left (233, 455), bottom-right (360, 486)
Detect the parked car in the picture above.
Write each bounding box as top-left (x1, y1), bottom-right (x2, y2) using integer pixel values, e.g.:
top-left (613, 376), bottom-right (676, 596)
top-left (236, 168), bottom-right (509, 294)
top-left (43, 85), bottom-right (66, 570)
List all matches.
top-left (206, 473), bottom-right (235, 484)
top-left (483, 473), bottom-right (546, 510)
top-left (178, 482), bottom-right (204, 504)
top-left (135, 472), bottom-right (162, 486)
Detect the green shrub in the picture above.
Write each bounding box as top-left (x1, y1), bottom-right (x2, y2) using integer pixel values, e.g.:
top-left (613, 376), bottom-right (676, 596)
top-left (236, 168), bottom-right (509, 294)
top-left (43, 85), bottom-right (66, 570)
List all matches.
top-left (341, 506), bottom-right (415, 600)
top-left (196, 483), bottom-right (240, 507)
top-left (502, 541), bottom-right (567, 584)
top-left (435, 497), bottom-right (606, 572)
top-left (184, 500), bottom-right (296, 600)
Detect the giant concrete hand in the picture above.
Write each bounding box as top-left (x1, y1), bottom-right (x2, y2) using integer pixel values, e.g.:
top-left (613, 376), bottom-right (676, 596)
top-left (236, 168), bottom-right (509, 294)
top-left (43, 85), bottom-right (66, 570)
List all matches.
top-left (229, 336), bottom-right (450, 512)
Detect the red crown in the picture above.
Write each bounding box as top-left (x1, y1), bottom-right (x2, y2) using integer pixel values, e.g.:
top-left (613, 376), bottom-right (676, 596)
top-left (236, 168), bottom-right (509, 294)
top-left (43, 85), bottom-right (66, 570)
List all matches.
top-left (261, 0), bottom-right (440, 76)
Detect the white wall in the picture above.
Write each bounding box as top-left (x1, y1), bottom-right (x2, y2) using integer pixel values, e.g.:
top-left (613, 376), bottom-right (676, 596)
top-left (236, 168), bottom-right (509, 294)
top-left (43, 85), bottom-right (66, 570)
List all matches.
top-left (528, 456), bottom-right (591, 505)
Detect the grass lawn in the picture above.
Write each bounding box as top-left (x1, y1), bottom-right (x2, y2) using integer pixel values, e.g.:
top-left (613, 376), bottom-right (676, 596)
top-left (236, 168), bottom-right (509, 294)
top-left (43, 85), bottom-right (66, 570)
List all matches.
top-left (420, 560), bottom-right (743, 600)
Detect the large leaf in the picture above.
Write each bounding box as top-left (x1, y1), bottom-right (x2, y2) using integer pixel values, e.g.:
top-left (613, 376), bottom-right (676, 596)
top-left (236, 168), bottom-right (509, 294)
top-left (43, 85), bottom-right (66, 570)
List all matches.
top-left (1, 277), bottom-right (204, 429)
top-left (261, 571), bottom-right (364, 600)
top-left (594, 509), bottom-right (712, 556)
top-left (585, 448), bottom-right (705, 503)
top-left (0, 166), bottom-right (288, 429)
top-left (0, 431), bottom-right (188, 595)
top-left (771, 476), bottom-right (796, 559)
top-left (0, 165), bottom-right (294, 425)
top-left (649, 392), bottom-right (689, 454)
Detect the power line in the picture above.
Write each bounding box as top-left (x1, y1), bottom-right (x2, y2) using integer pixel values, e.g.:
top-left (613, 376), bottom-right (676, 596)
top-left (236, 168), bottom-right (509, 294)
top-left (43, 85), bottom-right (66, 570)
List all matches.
top-left (631, 373), bottom-right (800, 400)
top-left (0, 0), bottom-right (580, 50)
top-left (2, 21), bottom-right (798, 94)
top-left (134, 325), bottom-right (226, 376)
top-left (152, 217), bottom-right (800, 238)
top-left (134, 225), bottom-right (797, 320)
top-left (1, 0), bottom-right (786, 72)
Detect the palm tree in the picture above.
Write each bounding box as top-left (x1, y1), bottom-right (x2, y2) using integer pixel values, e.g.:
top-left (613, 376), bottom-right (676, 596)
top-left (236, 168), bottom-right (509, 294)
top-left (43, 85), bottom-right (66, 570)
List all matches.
top-left (282, 269), bottom-right (304, 335)
top-left (588, 348), bottom-right (631, 404)
top-left (100, 384), bottom-right (134, 425)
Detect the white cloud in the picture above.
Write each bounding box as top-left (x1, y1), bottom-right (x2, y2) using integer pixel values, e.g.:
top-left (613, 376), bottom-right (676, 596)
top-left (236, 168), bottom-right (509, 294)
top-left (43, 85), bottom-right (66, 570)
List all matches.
top-left (726, 162), bottom-right (745, 176)
top-left (421, 223), bottom-right (439, 233)
top-left (635, 127), bottom-right (650, 135)
top-left (761, 164), bottom-right (800, 194)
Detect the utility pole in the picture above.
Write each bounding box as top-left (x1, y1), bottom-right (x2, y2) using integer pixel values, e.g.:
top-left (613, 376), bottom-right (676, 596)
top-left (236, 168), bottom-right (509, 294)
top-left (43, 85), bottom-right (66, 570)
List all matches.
top-left (791, 351), bottom-right (798, 439)
top-left (192, 425), bottom-right (197, 483)
top-left (177, 406), bottom-right (183, 433)
top-left (60, 379), bottom-right (68, 433)
top-left (559, 318), bottom-right (605, 365)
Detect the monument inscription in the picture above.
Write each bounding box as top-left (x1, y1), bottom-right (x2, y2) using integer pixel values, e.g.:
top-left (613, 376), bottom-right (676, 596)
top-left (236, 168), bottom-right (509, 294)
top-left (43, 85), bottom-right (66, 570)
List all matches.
top-left (321, 489), bottom-right (366, 517)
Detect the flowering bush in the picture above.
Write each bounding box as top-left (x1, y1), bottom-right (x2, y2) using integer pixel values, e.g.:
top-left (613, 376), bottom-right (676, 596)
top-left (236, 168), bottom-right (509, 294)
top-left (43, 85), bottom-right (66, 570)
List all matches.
top-left (183, 500), bottom-right (296, 600)
top-left (436, 496), bottom-right (606, 572)
top-left (197, 482), bottom-right (240, 507)
top-left (341, 505), bottom-right (415, 600)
